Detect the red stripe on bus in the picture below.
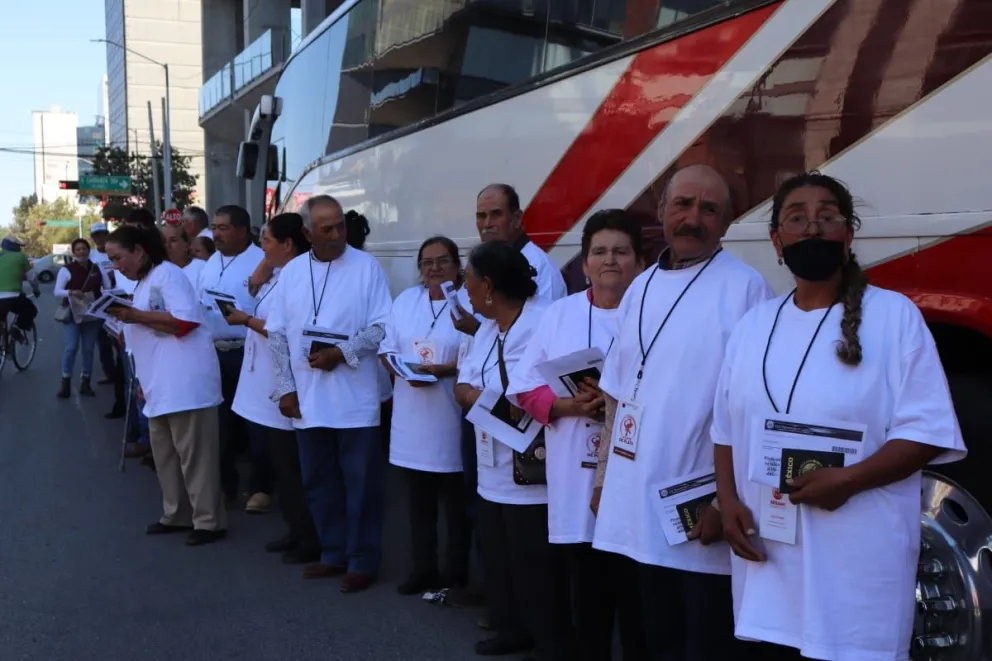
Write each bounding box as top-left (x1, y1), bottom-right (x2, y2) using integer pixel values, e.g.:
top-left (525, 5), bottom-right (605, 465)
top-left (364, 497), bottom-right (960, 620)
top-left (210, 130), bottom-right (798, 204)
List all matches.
top-left (522, 4), bottom-right (779, 250)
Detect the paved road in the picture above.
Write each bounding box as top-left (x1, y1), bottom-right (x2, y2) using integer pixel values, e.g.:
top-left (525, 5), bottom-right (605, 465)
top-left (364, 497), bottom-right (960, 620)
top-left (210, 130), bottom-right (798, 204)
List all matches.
top-left (0, 290), bottom-right (485, 661)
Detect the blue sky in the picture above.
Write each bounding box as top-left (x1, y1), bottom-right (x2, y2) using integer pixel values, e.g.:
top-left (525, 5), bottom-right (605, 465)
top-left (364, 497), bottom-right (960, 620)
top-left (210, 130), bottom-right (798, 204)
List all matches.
top-left (0, 1), bottom-right (105, 224)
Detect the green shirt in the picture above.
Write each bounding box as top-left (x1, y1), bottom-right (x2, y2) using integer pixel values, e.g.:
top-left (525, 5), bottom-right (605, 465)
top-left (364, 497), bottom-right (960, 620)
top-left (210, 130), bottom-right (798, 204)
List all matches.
top-left (0, 251), bottom-right (29, 293)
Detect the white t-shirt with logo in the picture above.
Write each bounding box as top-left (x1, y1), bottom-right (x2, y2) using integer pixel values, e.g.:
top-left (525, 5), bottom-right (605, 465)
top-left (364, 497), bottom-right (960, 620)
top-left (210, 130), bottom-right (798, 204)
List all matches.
top-left (458, 297), bottom-right (550, 505)
top-left (265, 247), bottom-right (392, 430)
top-left (594, 250), bottom-right (773, 573)
top-left (232, 270), bottom-right (292, 431)
top-left (508, 290), bottom-right (618, 544)
top-left (196, 244), bottom-right (264, 342)
top-left (129, 261), bottom-right (223, 418)
top-left (379, 285), bottom-right (464, 473)
top-left (712, 286), bottom-right (966, 660)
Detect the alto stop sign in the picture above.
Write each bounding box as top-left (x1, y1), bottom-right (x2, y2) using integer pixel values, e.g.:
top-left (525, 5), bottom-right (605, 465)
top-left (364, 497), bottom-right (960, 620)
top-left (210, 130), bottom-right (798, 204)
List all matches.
top-left (162, 208), bottom-right (183, 225)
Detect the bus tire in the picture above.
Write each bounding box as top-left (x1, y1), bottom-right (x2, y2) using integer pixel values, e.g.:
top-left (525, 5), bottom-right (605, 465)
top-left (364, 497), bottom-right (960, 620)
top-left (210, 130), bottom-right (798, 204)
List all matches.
top-left (929, 372), bottom-right (992, 512)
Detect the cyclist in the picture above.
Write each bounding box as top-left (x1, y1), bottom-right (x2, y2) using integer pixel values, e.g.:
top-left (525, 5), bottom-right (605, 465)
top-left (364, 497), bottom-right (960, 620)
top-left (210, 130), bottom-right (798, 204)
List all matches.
top-left (0, 236), bottom-right (40, 330)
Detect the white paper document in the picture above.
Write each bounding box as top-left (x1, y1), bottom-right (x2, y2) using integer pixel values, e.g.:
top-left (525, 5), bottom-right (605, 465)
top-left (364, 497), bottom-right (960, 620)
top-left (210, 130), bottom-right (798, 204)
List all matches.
top-left (535, 347), bottom-right (606, 398)
top-left (86, 292), bottom-right (133, 322)
top-left (748, 414), bottom-right (866, 489)
top-left (300, 325), bottom-right (348, 359)
top-left (384, 353), bottom-right (438, 383)
top-left (441, 281), bottom-right (462, 319)
top-left (651, 469), bottom-right (718, 546)
top-left (758, 485), bottom-right (798, 545)
top-left (103, 317), bottom-right (125, 338)
top-left (466, 385), bottom-right (543, 453)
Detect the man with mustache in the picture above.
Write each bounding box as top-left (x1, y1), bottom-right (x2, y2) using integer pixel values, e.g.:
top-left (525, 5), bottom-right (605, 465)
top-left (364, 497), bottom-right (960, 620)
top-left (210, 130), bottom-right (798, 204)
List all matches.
top-left (590, 164), bottom-right (774, 659)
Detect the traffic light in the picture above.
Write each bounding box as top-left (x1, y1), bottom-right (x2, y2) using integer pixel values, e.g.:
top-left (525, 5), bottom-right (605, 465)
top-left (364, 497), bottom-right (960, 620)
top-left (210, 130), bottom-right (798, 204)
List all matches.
top-left (59, 180), bottom-right (79, 190)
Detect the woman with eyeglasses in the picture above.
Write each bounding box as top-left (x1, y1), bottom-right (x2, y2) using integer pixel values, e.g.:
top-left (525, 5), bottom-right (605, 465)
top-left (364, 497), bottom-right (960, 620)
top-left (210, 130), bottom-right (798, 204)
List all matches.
top-left (454, 241), bottom-right (570, 661)
top-left (712, 172), bottom-right (965, 660)
top-left (379, 236), bottom-right (471, 596)
top-left (508, 210), bottom-right (648, 661)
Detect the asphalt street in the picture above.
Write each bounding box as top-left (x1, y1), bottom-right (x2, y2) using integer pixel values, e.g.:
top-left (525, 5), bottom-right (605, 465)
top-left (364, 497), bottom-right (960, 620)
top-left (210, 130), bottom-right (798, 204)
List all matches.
top-left (0, 289), bottom-right (485, 661)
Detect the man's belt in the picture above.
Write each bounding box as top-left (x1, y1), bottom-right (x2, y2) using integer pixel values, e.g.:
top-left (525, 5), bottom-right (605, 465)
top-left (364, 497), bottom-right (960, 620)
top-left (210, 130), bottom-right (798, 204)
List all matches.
top-left (215, 339), bottom-right (246, 352)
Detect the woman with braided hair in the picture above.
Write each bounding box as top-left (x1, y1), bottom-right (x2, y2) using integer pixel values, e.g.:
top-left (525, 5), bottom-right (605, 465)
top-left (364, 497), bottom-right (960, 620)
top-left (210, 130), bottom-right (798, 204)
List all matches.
top-left (710, 172), bottom-right (966, 660)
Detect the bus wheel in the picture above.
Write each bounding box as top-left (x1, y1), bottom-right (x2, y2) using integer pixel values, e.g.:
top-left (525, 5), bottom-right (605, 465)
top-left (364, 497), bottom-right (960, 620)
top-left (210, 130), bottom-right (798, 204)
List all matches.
top-left (916, 472), bottom-right (992, 659)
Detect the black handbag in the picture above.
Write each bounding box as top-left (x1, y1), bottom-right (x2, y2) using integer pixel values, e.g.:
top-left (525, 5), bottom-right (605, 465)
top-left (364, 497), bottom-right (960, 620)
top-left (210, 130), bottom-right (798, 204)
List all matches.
top-left (497, 337), bottom-right (547, 486)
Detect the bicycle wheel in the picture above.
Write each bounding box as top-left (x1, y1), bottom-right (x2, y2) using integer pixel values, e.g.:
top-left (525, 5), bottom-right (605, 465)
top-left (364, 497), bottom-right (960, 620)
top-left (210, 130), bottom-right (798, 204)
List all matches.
top-left (11, 324), bottom-right (36, 371)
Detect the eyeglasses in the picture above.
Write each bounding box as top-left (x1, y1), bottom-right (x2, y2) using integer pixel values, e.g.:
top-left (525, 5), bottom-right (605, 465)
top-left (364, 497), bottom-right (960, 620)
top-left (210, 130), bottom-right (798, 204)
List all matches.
top-left (419, 257), bottom-right (454, 269)
top-left (780, 214), bottom-right (849, 234)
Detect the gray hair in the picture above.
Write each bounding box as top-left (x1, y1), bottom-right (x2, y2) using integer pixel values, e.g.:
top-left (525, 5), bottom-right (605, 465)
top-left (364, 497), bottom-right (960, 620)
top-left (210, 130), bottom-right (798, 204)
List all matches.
top-left (301, 195), bottom-right (343, 229)
top-left (182, 206), bottom-right (209, 230)
top-left (658, 164), bottom-right (734, 224)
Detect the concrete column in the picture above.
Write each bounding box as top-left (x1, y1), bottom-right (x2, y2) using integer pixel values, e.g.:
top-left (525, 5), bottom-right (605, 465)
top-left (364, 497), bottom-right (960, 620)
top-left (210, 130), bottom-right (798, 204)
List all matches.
top-left (245, 0), bottom-right (293, 62)
top-left (204, 131), bottom-right (246, 213)
top-left (300, 0), bottom-right (346, 38)
top-left (202, 0), bottom-right (242, 80)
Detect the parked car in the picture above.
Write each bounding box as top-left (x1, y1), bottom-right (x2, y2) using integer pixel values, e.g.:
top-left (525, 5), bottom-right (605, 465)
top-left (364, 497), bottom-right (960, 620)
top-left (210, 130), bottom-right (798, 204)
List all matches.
top-left (29, 253), bottom-right (69, 284)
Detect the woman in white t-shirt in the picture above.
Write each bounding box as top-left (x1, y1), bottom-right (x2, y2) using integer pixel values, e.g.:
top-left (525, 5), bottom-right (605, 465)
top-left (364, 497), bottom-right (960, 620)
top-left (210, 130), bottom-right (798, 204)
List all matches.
top-left (508, 210), bottom-right (647, 661)
top-left (453, 241), bottom-right (567, 660)
top-left (380, 236), bottom-right (471, 596)
top-left (223, 214), bottom-right (321, 564)
top-left (161, 222), bottom-right (206, 290)
top-left (105, 225), bottom-right (227, 547)
top-left (712, 172), bottom-right (966, 661)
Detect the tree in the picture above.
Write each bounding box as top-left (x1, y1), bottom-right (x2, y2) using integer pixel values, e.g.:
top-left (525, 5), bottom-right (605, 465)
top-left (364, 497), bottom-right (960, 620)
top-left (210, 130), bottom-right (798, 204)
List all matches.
top-left (8, 195), bottom-right (103, 257)
top-left (88, 145), bottom-right (199, 217)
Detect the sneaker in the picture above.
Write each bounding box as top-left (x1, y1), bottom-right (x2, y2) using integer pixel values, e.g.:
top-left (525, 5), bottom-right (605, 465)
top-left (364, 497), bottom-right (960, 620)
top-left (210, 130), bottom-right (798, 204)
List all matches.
top-left (245, 492), bottom-right (271, 514)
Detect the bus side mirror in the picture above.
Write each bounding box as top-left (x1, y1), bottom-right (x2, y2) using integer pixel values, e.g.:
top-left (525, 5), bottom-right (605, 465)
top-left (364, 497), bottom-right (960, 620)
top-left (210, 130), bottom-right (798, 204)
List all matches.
top-left (237, 142), bottom-right (259, 180)
top-left (265, 145), bottom-right (279, 181)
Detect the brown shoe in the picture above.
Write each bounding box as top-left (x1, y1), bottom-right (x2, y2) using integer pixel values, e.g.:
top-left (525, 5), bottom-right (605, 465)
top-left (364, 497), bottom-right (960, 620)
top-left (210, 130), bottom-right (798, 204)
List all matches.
top-left (123, 443), bottom-right (151, 459)
top-left (340, 572), bottom-right (376, 593)
top-left (302, 563), bottom-right (346, 580)
top-left (245, 492), bottom-right (271, 514)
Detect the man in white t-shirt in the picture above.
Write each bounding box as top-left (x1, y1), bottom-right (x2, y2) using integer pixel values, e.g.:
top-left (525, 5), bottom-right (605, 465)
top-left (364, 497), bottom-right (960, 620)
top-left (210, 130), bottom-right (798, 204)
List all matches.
top-left (182, 206), bottom-right (213, 240)
top-left (591, 165), bottom-right (774, 659)
top-left (197, 205), bottom-right (265, 507)
top-left (266, 195), bottom-right (392, 594)
top-left (88, 222), bottom-right (120, 393)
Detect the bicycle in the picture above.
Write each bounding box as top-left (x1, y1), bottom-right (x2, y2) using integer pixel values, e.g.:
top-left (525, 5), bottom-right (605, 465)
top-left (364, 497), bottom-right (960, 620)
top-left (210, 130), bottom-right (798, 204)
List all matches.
top-left (0, 307), bottom-right (38, 375)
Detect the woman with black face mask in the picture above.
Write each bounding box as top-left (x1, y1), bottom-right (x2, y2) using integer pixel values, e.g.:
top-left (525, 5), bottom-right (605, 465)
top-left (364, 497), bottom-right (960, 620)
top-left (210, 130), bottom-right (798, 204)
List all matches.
top-left (710, 172), bottom-right (966, 661)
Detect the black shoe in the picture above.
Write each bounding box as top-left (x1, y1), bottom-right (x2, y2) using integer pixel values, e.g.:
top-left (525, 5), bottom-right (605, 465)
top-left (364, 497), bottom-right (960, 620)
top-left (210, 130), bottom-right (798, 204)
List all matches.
top-left (57, 377), bottom-right (71, 399)
top-left (145, 522), bottom-right (193, 535)
top-left (397, 571), bottom-right (442, 596)
top-left (186, 529), bottom-right (227, 546)
top-left (474, 635), bottom-right (533, 656)
top-left (281, 545), bottom-right (321, 565)
top-left (265, 533), bottom-right (298, 553)
top-left (104, 406), bottom-right (126, 420)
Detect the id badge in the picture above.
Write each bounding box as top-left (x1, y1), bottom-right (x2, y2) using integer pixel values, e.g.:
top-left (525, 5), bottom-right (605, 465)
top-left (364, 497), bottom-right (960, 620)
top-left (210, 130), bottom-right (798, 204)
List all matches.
top-left (758, 485), bottom-right (797, 545)
top-left (300, 324), bottom-right (348, 359)
top-left (581, 422), bottom-right (604, 469)
top-left (611, 400), bottom-right (642, 461)
top-left (476, 427), bottom-right (496, 468)
top-left (413, 338), bottom-right (438, 365)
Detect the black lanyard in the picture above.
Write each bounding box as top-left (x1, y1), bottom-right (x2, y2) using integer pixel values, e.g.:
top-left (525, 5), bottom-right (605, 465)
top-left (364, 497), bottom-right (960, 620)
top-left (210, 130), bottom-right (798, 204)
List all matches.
top-left (632, 249), bottom-right (720, 399)
top-left (587, 295), bottom-right (615, 356)
top-left (253, 276), bottom-right (279, 316)
top-left (308, 252), bottom-right (332, 325)
top-left (481, 305), bottom-right (523, 390)
top-left (762, 290), bottom-right (837, 414)
top-left (217, 252), bottom-right (241, 283)
top-left (427, 293), bottom-right (448, 337)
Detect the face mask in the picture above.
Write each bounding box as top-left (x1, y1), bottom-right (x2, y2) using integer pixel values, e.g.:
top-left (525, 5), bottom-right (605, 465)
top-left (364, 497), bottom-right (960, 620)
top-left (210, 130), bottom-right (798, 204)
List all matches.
top-left (781, 237), bottom-right (845, 282)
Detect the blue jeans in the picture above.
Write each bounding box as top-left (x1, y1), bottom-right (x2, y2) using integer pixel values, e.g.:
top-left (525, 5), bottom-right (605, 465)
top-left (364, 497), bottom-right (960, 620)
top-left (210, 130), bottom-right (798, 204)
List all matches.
top-left (124, 356), bottom-right (150, 445)
top-left (61, 320), bottom-right (102, 378)
top-left (296, 426), bottom-right (384, 574)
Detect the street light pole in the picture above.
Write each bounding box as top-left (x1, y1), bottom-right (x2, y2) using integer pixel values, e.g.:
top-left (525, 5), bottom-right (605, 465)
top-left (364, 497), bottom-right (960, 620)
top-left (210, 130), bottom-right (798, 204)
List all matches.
top-left (92, 38), bottom-right (173, 209)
